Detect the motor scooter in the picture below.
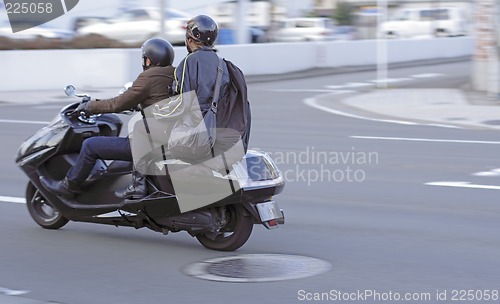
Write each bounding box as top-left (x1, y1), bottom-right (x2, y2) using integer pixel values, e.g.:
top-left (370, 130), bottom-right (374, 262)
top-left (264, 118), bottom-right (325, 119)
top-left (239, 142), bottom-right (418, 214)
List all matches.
top-left (15, 85), bottom-right (285, 251)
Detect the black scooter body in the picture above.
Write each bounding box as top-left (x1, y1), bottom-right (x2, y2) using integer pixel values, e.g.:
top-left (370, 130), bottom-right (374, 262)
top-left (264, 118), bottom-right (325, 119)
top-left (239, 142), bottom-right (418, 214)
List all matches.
top-left (16, 101), bottom-right (285, 250)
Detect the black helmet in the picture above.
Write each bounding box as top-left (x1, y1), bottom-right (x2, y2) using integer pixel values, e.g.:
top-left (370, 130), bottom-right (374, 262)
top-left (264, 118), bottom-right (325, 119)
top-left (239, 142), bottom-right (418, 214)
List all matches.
top-left (141, 38), bottom-right (174, 69)
top-left (186, 15), bottom-right (218, 47)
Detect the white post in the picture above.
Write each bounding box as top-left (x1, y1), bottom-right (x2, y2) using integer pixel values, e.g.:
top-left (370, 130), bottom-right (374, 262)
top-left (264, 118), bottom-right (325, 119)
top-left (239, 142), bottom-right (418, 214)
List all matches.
top-left (235, 0), bottom-right (250, 44)
top-left (488, 46), bottom-right (499, 98)
top-left (376, 0), bottom-right (388, 89)
top-left (159, 0), bottom-right (166, 39)
top-left (472, 0), bottom-right (498, 98)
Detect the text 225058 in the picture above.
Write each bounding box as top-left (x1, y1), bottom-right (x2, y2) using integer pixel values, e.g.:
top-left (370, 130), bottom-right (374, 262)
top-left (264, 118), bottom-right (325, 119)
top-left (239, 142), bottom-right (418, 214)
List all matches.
top-left (6, 2), bottom-right (53, 14)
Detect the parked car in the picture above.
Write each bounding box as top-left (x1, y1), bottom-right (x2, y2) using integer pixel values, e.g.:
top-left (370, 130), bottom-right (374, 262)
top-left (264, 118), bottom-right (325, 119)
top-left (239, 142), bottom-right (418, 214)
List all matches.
top-left (0, 21), bottom-right (74, 40)
top-left (379, 7), bottom-right (469, 39)
top-left (269, 18), bottom-right (336, 42)
top-left (216, 27), bottom-right (267, 44)
top-left (72, 17), bottom-right (108, 32)
top-left (76, 8), bottom-right (190, 45)
top-left (334, 25), bottom-right (356, 41)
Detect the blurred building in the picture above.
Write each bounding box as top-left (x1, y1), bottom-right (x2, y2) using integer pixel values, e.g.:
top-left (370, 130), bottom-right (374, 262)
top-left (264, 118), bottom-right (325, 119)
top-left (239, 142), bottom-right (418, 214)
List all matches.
top-left (312, 0), bottom-right (473, 39)
top-left (313, 0), bottom-right (472, 15)
top-left (208, 0), bottom-right (287, 28)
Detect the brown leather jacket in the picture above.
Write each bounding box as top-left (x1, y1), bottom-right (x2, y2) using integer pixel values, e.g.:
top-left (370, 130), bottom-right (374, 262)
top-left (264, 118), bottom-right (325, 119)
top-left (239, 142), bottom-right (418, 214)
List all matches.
top-left (86, 66), bottom-right (175, 114)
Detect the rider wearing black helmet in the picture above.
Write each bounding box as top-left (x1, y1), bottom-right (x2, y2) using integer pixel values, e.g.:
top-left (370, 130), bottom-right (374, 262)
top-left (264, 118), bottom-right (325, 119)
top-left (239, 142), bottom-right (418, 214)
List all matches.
top-left (41, 38), bottom-right (175, 199)
top-left (86, 38), bottom-right (175, 114)
top-left (141, 37), bottom-right (175, 69)
top-left (175, 15), bottom-right (230, 116)
top-left (186, 15), bottom-right (218, 49)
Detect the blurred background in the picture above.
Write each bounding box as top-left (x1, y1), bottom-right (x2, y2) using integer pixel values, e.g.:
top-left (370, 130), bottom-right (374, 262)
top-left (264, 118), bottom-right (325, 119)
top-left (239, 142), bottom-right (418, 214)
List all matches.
top-left (0, 0), bottom-right (493, 47)
top-left (1, 0), bottom-right (499, 96)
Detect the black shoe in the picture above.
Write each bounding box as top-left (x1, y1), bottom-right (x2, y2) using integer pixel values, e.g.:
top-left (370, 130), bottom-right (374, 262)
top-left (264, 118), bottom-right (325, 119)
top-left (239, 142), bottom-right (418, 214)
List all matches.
top-left (40, 176), bottom-right (81, 199)
top-left (114, 172), bottom-right (147, 199)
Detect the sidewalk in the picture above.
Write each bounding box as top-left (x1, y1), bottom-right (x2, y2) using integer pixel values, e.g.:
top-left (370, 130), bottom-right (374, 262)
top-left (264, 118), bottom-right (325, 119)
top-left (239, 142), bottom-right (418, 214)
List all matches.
top-left (332, 89), bottom-right (500, 129)
top-left (315, 87), bottom-right (500, 130)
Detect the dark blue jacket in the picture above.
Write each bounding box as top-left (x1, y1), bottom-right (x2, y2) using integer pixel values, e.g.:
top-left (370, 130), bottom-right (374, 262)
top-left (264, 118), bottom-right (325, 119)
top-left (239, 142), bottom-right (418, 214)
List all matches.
top-left (174, 47), bottom-right (230, 115)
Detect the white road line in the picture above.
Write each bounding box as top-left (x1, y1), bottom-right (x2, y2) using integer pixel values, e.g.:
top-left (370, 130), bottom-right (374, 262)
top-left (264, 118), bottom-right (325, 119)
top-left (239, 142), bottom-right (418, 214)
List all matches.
top-left (267, 89), bottom-right (339, 93)
top-left (325, 83), bottom-right (373, 89)
top-left (426, 181), bottom-right (500, 190)
top-left (426, 123), bottom-right (463, 129)
top-left (351, 136), bottom-right (500, 145)
top-left (370, 78), bottom-right (411, 84)
top-left (97, 211), bottom-right (134, 218)
top-left (304, 98), bottom-right (419, 126)
top-left (327, 90), bottom-right (356, 95)
top-left (411, 73), bottom-right (443, 78)
top-left (0, 119), bottom-right (49, 125)
top-left (0, 196), bottom-right (26, 204)
top-left (0, 287), bottom-right (30, 296)
top-left (473, 168), bottom-right (500, 177)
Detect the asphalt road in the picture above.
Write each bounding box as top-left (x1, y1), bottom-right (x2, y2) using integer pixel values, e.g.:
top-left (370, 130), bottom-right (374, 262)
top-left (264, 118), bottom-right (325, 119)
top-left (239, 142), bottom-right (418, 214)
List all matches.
top-left (0, 60), bottom-right (499, 304)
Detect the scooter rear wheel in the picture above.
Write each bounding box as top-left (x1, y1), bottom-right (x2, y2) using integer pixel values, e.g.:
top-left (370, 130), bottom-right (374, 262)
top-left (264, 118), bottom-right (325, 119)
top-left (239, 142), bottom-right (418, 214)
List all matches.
top-left (26, 182), bottom-right (69, 229)
top-left (196, 205), bottom-right (253, 251)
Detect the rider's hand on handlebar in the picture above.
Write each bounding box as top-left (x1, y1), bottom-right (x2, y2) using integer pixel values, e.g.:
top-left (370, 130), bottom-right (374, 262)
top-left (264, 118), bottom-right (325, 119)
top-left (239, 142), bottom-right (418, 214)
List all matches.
top-left (71, 101), bottom-right (90, 117)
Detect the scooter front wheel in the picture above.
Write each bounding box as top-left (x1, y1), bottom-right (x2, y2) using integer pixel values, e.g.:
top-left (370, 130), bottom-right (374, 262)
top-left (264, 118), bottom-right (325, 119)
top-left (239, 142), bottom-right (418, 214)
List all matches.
top-left (26, 182), bottom-right (68, 229)
top-left (196, 205), bottom-right (253, 251)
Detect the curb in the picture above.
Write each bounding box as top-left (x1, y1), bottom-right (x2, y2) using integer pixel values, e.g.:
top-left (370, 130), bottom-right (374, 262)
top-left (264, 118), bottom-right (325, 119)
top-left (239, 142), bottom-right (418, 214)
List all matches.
top-left (246, 55), bottom-right (472, 84)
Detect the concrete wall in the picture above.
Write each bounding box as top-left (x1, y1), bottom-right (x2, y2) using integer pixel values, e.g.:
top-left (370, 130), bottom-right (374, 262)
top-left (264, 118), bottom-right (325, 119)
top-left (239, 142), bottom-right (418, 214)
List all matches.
top-left (0, 37), bottom-right (473, 91)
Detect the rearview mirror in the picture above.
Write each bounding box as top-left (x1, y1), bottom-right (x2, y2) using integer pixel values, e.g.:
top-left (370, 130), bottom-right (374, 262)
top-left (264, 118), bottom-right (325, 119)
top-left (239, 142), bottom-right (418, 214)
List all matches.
top-left (64, 85), bottom-right (75, 97)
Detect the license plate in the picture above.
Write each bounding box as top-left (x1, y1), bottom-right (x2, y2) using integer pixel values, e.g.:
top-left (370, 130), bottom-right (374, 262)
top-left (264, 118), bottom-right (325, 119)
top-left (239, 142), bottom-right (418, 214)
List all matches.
top-left (256, 201), bottom-right (282, 222)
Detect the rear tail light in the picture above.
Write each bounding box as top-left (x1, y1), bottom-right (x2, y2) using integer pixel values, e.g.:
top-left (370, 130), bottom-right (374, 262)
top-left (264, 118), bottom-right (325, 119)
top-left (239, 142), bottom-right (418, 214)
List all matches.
top-left (263, 219), bottom-right (279, 229)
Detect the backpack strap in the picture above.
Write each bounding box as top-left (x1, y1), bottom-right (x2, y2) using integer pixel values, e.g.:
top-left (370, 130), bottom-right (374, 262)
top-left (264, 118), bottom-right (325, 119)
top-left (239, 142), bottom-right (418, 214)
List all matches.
top-left (211, 58), bottom-right (224, 114)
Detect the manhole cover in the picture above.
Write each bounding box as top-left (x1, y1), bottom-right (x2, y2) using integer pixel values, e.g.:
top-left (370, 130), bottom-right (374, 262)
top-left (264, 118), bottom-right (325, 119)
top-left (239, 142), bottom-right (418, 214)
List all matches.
top-left (183, 254), bottom-right (331, 282)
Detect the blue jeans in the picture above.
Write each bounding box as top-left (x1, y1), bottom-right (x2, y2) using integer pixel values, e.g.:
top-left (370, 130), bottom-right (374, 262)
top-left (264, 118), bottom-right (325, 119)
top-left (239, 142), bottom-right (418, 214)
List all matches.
top-left (66, 136), bottom-right (132, 184)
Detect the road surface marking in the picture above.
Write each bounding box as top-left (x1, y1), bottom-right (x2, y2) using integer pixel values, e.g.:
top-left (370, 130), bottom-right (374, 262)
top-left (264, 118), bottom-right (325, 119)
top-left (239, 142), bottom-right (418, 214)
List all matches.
top-left (0, 196), bottom-right (26, 204)
top-left (322, 90), bottom-right (356, 95)
top-left (0, 287), bottom-right (30, 296)
top-left (426, 181), bottom-right (500, 190)
top-left (426, 123), bottom-right (463, 129)
top-left (97, 211), bottom-right (134, 218)
top-left (473, 168), bottom-right (500, 177)
top-left (351, 136), bottom-right (500, 145)
top-left (267, 89), bottom-right (344, 93)
top-left (411, 73), bottom-right (443, 78)
top-left (325, 83), bottom-right (373, 89)
top-left (0, 119), bottom-right (49, 125)
top-left (369, 78), bottom-right (411, 84)
top-left (304, 94), bottom-right (467, 130)
top-left (304, 98), bottom-right (418, 126)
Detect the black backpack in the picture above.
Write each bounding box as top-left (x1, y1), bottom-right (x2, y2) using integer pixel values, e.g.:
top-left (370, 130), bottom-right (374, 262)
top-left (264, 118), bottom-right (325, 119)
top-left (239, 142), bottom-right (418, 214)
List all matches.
top-left (214, 59), bottom-right (251, 153)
